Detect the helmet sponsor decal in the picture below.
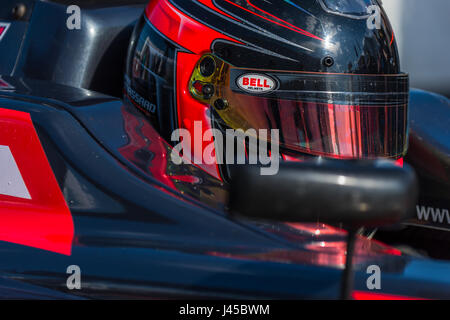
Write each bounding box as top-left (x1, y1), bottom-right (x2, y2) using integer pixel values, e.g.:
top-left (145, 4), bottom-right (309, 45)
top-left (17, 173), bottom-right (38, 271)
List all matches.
top-left (124, 76), bottom-right (157, 114)
top-left (236, 73), bottom-right (277, 94)
top-left (0, 22), bottom-right (10, 42)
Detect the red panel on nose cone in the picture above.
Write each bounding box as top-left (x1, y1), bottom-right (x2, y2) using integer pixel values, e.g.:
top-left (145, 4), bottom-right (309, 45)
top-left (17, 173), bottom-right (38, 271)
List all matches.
top-left (0, 108), bottom-right (74, 255)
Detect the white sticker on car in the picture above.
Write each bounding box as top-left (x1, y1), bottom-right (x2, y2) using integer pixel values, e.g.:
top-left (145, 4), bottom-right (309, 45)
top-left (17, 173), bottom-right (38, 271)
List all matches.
top-left (0, 145), bottom-right (31, 200)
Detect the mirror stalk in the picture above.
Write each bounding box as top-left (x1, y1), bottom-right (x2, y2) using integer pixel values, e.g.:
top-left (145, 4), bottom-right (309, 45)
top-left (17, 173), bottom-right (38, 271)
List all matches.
top-left (340, 228), bottom-right (358, 300)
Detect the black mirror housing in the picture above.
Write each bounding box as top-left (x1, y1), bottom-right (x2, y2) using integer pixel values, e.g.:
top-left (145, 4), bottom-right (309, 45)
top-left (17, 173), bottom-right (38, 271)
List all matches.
top-left (229, 159), bottom-right (418, 228)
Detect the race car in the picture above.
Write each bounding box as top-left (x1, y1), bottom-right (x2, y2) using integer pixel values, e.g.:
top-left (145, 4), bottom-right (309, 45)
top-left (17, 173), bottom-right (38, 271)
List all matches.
top-left (0, 0), bottom-right (449, 300)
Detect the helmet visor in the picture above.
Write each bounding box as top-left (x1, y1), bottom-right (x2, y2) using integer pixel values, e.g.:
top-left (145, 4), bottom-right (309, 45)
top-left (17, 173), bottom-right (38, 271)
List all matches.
top-left (189, 55), bottom-right (409, 159)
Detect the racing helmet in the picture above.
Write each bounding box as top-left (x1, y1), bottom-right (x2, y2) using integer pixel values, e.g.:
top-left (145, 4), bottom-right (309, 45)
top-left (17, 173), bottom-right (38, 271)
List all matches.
top-left (125, 0), bottom-right (409, 180)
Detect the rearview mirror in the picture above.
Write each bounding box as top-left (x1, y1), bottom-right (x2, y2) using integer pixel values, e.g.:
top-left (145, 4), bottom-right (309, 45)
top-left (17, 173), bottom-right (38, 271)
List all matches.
top-left (229, 159), bottom-right (418, 228)
top-left (229, 158), bottom-right (418, 299)
top-left (228, 159), bottom-right (418, 300)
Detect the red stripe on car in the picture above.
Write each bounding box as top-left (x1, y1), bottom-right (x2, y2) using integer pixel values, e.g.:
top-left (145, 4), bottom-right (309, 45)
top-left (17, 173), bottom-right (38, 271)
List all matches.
top-left (0, 108), bottom-right (74, 255)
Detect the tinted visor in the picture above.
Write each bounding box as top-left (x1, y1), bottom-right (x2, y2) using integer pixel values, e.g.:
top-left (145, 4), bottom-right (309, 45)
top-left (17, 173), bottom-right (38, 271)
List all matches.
top-left (190, 55), bottom-right (409, 159)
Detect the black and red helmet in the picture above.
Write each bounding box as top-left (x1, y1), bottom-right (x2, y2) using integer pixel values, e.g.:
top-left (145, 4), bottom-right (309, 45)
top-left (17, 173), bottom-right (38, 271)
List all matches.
top-left (125, 0), bottom-right (409, 180)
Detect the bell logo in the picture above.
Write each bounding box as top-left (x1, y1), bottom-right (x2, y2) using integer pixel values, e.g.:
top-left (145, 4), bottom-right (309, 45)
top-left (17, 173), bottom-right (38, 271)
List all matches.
top-left (242, 77), bottom-right (270, 88)
top-left (237, 73), bottom-right (276, 94)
